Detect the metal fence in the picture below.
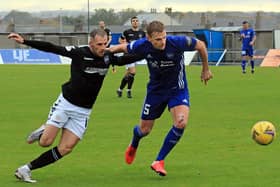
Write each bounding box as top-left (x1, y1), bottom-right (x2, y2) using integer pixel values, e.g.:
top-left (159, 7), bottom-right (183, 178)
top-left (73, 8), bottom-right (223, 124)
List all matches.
top-left (0, 30), bottom-right (276, 65)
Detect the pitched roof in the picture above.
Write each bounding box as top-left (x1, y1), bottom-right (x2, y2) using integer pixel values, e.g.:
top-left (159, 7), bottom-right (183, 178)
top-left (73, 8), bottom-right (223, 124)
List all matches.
top-left (123, 13), bottom-right (181, 26)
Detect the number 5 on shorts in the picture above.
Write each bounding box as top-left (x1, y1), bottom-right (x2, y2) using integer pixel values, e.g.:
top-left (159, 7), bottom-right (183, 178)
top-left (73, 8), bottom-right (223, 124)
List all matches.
top-left (143, 104), bottom-right (151, 115)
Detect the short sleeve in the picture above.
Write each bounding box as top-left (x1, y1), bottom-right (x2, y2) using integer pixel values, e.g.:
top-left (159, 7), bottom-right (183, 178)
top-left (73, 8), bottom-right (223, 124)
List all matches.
top-left (127, 39), bottom-right (146, 54)
top-left (127, 40), bottom-right (137, 54)
top-left (251, 29), bottom-right (256, 37)
top-left (171, 36), bottom-right (197, 51)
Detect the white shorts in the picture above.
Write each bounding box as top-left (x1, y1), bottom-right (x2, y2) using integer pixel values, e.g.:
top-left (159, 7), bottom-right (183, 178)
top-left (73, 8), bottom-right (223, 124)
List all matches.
top-left (125, 59), bottom-right (147, 69)
top-left (46, 94), bottom-right (92, 139)
top-left (125, 62), bottom-right (136, 69)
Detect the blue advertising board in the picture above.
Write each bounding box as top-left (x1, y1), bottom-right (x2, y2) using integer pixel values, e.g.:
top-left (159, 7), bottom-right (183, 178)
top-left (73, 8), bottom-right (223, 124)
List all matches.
top-left (193, 29), bottom-right (224, 62)
top-left (0, 49), bottom-right (61, 64)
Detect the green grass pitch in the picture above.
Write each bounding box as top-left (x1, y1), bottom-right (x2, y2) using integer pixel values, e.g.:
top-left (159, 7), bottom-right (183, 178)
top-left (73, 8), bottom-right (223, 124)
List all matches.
top-left (0, 65), bottom-right (280, 187)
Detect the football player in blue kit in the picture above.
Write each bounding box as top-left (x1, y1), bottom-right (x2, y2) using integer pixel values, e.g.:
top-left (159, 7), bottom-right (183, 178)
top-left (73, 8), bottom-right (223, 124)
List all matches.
top-left (109, 20), bottom-right (213, 176)
top-left (240, 21), bottom-right (256, 73)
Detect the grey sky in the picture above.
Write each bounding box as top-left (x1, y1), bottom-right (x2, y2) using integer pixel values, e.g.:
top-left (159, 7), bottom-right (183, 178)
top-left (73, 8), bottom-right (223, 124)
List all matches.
top-left (0, 0), bottom-right (279, 12)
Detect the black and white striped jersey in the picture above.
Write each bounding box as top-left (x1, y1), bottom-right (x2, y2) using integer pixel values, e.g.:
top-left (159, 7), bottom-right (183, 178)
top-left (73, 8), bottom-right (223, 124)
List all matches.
top-left (24, 40), bottom-right (110, 109)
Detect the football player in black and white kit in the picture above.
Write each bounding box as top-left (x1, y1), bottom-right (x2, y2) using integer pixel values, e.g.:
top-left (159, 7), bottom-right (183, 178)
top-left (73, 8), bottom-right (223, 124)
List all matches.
top-left (116, 16), bottom-right (146, 98)
top-left (99, 20), bottom-right (112, 47)
top-left (8, 30), bottom-right (142, 183)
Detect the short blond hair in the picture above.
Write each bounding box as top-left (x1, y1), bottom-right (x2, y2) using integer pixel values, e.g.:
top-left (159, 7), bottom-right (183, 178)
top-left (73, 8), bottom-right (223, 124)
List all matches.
top-left (146, 21), bottom-right (165, 36)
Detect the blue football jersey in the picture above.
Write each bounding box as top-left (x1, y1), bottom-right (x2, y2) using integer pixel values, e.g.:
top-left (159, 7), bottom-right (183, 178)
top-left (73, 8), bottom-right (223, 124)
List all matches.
top-left (240, 28), bottom-right (255, 49)
top-left (127, 35), bottom-right (197, 94)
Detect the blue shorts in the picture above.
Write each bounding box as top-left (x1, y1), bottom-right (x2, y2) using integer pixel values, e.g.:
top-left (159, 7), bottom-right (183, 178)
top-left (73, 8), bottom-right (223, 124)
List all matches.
top-left (141, 89), bottom-right (190, 120)
top-left (242, 47), bottom-right (254, 57)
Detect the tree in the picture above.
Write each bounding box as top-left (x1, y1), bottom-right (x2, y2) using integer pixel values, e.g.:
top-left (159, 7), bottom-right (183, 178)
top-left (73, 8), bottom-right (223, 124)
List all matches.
top-left (89, 8), bottom-right (145, 25)
top-left (118, 8), bottom-right (142, 25)
top-left (90, 8), bottom-right (119, 25)
top-left (3, 10), bottom-right (39, 24)
top-left (74, 15), bottom-right (85, 32)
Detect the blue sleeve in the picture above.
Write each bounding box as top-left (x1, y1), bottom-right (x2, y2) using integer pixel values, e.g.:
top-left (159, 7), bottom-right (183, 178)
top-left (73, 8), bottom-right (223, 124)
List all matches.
top-left (126, 39), bottom-right (145, 54)
top-left (251, 29), bottom-right (256, 37)
top-left (172, 36), bottom-right (197, 51)
top-left (188, 37), bottom-right (198, 50)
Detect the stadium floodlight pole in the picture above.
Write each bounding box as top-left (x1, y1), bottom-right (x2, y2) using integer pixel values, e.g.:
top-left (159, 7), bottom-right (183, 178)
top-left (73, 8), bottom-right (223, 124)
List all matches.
top-left (165, 7), bottom-right (172, 33)
top-left (59, 8), bottom-right (63, 33)
top-left (87, 0), bottom-right (90, 42)
top-left (169, 7), bottom-right (173, 33)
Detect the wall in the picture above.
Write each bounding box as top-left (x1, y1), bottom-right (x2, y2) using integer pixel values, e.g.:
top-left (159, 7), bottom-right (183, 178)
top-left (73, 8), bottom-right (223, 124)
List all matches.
top-left (0, 33), bottom-right (88, 49)
top-left (0, 30), bottom-right (275, 63)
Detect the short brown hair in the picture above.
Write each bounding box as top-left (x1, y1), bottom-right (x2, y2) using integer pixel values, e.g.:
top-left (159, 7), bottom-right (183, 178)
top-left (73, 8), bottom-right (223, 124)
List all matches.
top-left (146, 21), bottom-right (165, 36)
top-left (90, 29), bottom-right (107, 38)
top-left (131, 16), bottom-right (138, 22)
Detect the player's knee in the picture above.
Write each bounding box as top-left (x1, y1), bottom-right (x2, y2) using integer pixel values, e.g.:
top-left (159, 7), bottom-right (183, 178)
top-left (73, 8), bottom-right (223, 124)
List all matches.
top-left (140, 127), bottom-right (151, 135)
top-left (124, 74), bottom-right (130, 80)
top-left (57, 145), bottom-right (73, 156)
top-left (174, 114), bottom-right (187, 129)
top-left (39, 137), bottom-right (54, 147)
top-left (140, 125), bottom-right (153, 135)
top-left (140, 120), bottom-right (154, 135)
top-left (128, 73), bottom-right (135, 78)
top-left (175, 122), bottom-right (186, 129)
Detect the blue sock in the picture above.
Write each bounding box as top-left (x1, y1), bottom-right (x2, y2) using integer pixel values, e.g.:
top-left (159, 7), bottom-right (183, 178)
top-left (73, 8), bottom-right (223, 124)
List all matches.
top-left (131, 125), bottom-right (146, 148)
top-left (156, 126), bottom-right (185, 161)
top-left (241, 60), bottom-right (246, 71)
top-left (250, 60), bottom-right (255, 69)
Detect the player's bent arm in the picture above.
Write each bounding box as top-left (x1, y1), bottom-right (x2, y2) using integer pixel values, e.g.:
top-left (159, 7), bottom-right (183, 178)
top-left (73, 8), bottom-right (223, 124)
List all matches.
top-left (107, 35), bottom-right (112, 46)
top-left (108, 43), bottom-right (128, 53)
top-left (195, 40), bottom-right (209, 71)
top-left (118, 37), bottom-right (126, 44)
top-left (195, 39), bottom-right (213, 84)
top-left (251, 35), bottom-right (256, 45)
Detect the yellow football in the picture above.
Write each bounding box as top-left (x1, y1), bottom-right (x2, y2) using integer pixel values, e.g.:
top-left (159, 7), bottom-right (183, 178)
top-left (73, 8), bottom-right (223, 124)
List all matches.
top-left (251, 121), bottom-right (276, 145)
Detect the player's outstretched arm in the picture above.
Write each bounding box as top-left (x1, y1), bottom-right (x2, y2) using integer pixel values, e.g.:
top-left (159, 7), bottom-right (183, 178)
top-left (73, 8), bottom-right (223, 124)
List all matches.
top-left (108, 43), bottom-right (128, 53)
top-left (195, 39), bottom-right (213, 85)
top-left (8, 33), bottom-right (76, 58)
top-left (104, 51), bottom-right (144, 66)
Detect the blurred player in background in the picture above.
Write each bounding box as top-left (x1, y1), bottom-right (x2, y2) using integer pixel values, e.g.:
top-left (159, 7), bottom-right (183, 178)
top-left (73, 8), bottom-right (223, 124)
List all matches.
top-left (116, 16), bottom-right (146, 98)
top-left (8, 30), bottom-right (141, 183)
top-left (240, 21), bottom-right (256, 73)
top-left (109, 21), bottom-right (212, 176)
top-left (99, 20), bottom-right (112, 47)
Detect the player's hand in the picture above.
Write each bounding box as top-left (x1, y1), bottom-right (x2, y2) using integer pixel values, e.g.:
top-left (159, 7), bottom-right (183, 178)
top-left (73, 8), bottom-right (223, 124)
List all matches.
top-left (112, 65), bottom-right (117, 73)
top-left (249, 41), bottom-right (254, 46)
top-left (8, 33), bottom-right (24, 44)
top-left (201, 69), bottom-right (213, 85)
